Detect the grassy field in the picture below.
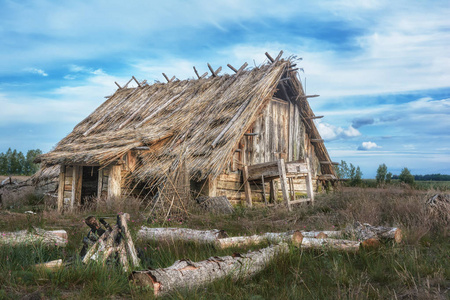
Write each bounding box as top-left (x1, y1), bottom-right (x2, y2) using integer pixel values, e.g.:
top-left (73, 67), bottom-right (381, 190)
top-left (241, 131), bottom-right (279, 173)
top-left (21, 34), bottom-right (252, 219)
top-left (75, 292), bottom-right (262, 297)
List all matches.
top-left (0, 187), bottom-right (449, 299)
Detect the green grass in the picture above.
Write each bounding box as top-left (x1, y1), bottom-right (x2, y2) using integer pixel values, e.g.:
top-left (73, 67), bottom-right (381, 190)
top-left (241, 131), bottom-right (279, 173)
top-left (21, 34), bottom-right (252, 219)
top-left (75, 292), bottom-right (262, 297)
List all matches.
top-left (0, 187), bottom-right (449, 299)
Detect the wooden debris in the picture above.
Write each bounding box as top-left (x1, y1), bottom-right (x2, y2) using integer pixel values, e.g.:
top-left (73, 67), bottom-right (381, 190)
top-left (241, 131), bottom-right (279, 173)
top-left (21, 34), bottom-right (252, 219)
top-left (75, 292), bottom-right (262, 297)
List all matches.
top-left (0, 228), bottom-right (68, 247)
top-left (130, 243), bottom-right (288, 297)
top-left (81, 213), bottom-right (140, 271)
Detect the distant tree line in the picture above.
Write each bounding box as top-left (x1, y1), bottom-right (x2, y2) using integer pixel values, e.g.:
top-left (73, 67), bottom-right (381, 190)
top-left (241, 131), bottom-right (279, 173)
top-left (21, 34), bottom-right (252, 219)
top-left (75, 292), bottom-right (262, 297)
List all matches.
top-left (0, 148), bottom-right (42, 176)
top-left (334, 160), bottom-right (363, 186)
top-left (412, 174), bottom-right (450, 181)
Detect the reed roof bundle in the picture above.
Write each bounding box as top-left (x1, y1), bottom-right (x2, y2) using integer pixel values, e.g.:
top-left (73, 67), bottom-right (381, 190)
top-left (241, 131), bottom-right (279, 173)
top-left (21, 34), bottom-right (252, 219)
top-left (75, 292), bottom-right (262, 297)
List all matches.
top-left (37, 57), bottom-right (334, 182)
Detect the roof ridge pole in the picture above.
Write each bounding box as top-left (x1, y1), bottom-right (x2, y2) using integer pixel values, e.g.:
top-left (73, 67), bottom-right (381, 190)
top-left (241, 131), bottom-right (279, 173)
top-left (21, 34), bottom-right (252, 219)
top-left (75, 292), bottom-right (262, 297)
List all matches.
top-left (162, 73), bottom-right (171, 83)
top-left (236, 62), bottom-right (248, 75)
top-left (274, 50), bottom-right (284, 62)
top-left (265, 52), bottom-right (275, 63)
top-left (132, 76), bottom-right (142, 87)
top-left (123, 77), bottom-right (134, 89)
top-left (114, 82), bottom-right (122, 89)
top-left (193, 66), bottom-right (201, 79)
top-left (207, 63), bottom-right (217, 77)
top-left (227, 64), bottom-right (238, 73)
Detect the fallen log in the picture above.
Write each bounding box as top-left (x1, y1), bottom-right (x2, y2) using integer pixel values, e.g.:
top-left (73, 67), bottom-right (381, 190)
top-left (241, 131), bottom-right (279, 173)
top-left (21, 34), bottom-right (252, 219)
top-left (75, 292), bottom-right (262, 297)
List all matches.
top-left (215, 231), bottom-right (303, 249)
top-left (0, 228), bottom-right (68, 247)
top-left (300, 237), bottom-right (361, 251)
top-left (345, 222), bottom-right (402, 243)
top-left (130, 243), bottom-right (288, 297)
top-left (137, 227), bottom-right (228, 244)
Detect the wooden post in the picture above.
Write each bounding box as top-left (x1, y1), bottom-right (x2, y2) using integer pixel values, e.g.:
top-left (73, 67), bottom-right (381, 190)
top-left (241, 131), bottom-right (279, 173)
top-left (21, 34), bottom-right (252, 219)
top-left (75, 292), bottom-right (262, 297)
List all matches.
top-left (71, 166), bottom-right (82, 210)
top-left (277, 159), bottom-right (291, 211)
top-left (97, 168), bottom-right (103, 207)
top-left (269, 180), bottom-right (277, 203)
top-left (242, 166), bottom-right (252, 207)
top-left (305, 157), bottom-right (315, 204)
top-left (108, 165), bottom-right (122, 200)
top-left (57, 165), bottom-right (65, 213)
top-left (261, 175), bottom-right (267, 207)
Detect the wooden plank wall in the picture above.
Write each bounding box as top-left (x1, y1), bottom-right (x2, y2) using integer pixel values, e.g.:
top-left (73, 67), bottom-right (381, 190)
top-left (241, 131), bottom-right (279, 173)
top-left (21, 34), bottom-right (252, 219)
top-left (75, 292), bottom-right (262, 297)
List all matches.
top-left (214, 98), bottom-right (320, 205)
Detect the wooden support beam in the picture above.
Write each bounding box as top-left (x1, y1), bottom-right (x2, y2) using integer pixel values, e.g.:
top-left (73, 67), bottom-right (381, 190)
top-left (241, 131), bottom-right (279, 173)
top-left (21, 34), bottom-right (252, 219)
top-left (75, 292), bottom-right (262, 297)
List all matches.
top-left (261, 175), bottom-right (267, 207)
top-left (243, 166), bottom-right (252, 208)
top-left (269, 180), bottom-right (277, 203)
top-left (207, 63), bottom-right (217, 77)
top-left (162, 73), bottom-right (170, 83)
top-left (320, 161), bottom-right (339, 165)
top-left (237, 62), bottom-right (248, 74)
top-left (265, 52), bottom-right (275, 63)
top-left (108, 165), bottom-right (122, 199)
top-left (71, 166), bottom-right (82, 210)
top-left (132, 76), bottom-right (142, 87)
top-left (170, 76), bottom-right (176, 82)
top-left (275, 50), bottom-right (283, 62)
top-left (123, 77), bottom-right (133, 89)
top-left (305, 116), bottom-right (324, 120)
top-left (298, 94), bottom-right (320, 99)
top-left (305, 157), bottom-right (315, 204)
top-left (97, 168), bottom-right (103, 208)
top-left (227, 64), bottom-right (238, 73)
top-left (200, 72), bottom-right (208, 79)
top-left (214, 66), bottom-right (222, 76)
top-left (57, 165), bottom-right (65, 213)
top-left (193, 66), bottom-right (201, 79)
top-left (114, 82), bottom-right (122, 89)
top-left (277, 159), bottom-right (291, 211)
top-left (310, 139), bottom-right (324, 143)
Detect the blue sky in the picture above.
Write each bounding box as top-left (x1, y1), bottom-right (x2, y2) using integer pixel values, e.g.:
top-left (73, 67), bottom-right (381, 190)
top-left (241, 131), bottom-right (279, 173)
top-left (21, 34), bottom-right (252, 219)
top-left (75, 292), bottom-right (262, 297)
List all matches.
top-left (0, 0), bottom-right (449, 177)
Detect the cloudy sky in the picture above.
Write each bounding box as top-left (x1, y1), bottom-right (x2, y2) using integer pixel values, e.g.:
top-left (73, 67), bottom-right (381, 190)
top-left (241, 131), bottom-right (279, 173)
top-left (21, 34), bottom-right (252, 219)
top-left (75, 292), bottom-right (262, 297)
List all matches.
top-left (1, 0), bottom-right (449, 177)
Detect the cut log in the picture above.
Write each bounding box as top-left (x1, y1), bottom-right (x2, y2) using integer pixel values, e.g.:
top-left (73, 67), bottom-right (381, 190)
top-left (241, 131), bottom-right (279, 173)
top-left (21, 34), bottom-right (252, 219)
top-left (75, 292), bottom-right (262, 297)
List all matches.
top-left (137, 227), bottom-right (228, 244)
top-left (215, 231), bottom-right (303, 249)
top-left (130, 243), bottom-right (288, 296)
top-left (345, 222), bottom-right (402, 243)
top-left (0, 228), bottom-right (68, 247)
top-left (118, 213), bottom-right (140, 267)
top-left (35, 259), bottom-right (65, 271)
top-left (300, 237), bottom-right (361, 251)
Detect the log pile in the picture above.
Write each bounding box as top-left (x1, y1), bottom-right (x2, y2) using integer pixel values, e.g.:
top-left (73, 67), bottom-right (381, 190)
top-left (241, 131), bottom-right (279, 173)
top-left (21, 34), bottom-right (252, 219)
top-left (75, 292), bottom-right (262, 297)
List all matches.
top-left (81, 213), bottom-right (140, 271)
top-left (0, 228), bottom-right (68, 247)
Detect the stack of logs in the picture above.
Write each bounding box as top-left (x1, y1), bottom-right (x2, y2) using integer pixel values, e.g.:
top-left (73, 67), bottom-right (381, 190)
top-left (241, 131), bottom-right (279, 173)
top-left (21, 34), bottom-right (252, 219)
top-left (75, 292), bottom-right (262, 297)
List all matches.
top-left (81, 213), bottom-right (140, 271)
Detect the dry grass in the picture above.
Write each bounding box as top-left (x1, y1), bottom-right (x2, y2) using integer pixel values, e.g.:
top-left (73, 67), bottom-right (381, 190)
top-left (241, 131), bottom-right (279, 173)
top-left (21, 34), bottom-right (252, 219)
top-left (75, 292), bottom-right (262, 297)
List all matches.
top-left (0, 186), bottom-right (449, 299)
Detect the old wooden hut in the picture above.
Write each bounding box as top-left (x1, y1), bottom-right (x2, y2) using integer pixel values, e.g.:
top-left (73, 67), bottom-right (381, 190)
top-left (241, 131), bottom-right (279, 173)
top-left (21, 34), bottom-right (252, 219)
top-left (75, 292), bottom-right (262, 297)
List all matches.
top-left (36, 52), bottom-right (337, 212)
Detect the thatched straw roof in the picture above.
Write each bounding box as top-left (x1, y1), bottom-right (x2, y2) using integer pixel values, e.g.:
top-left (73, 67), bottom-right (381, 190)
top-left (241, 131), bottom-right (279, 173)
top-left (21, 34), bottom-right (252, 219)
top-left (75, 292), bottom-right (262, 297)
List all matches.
top-left (37, 57), bottom-right (334, 181)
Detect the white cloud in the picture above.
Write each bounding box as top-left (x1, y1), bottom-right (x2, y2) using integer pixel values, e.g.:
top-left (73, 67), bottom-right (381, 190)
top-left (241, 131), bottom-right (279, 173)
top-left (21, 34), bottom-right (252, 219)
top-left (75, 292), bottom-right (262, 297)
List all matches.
top-left (316, 121), bottom-right (361, 141)
top-left (26, 68), bottom-right (48, 77)
top-left (358, 141), bottom-right (381, 151)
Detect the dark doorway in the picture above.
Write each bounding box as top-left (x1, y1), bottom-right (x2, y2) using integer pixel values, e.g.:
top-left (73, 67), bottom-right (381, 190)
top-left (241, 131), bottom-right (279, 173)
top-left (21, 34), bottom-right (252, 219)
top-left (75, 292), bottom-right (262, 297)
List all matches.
top-left (81, 166), bottom-right (99, 205)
